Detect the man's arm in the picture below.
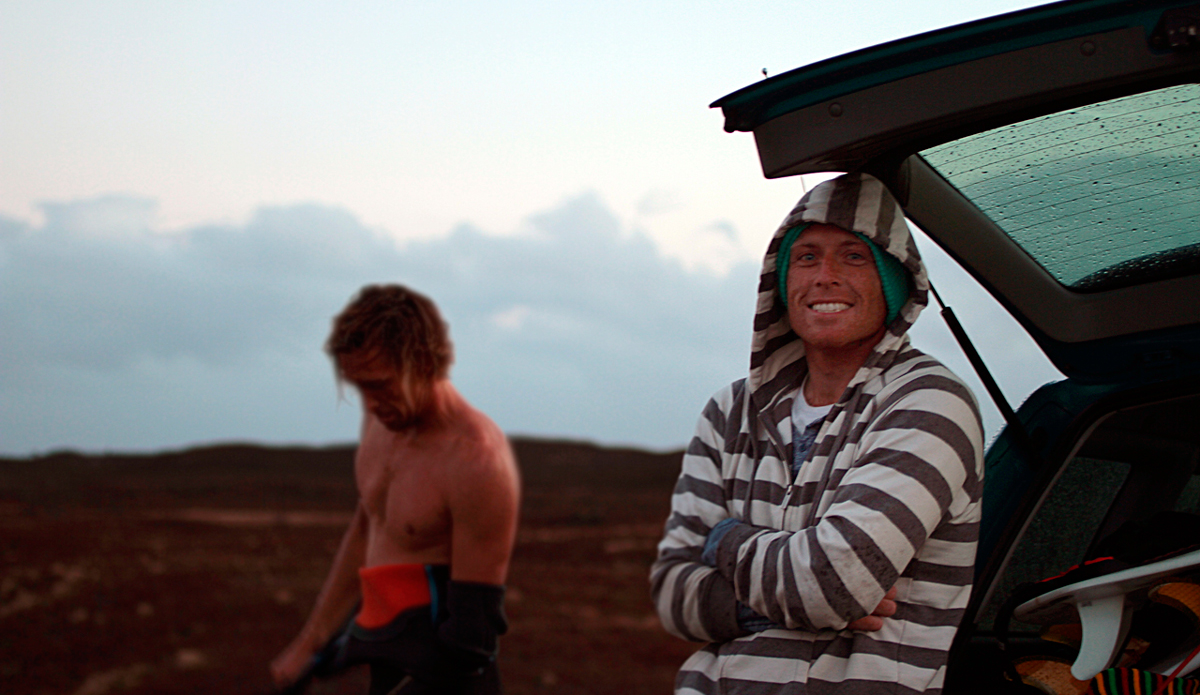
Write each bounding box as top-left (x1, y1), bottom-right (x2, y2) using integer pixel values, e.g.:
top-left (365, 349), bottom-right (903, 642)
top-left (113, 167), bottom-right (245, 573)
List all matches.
top-left (445, 430), bottom-right (520, 584)
top-left (712, 383), bottom-right (983, 632)
top-left (436, 426), bottom-right (520, 673)
top-left (650, 389), bottom-right (747, 643)
top-left (270, 503), bottom-right (368, 687)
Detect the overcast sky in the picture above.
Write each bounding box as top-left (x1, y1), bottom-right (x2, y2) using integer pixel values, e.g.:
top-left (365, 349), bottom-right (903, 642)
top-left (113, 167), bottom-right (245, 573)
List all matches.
top-left (0, 0), bottom-right (1060, 456)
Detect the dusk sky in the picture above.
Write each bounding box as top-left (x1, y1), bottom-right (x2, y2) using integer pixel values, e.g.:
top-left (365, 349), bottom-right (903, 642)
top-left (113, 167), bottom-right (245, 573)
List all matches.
top-left (0, 0), bottom-right (1060, 456)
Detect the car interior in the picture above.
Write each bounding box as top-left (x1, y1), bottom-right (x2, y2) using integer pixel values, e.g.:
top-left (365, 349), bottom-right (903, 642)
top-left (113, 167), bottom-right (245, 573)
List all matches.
top-left (947, 377), bottom-right (1200, 693)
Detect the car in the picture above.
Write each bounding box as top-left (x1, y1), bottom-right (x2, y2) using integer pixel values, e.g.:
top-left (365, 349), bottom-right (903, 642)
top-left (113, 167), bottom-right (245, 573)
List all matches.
top-left (711, 1), bottom-right (1200, 692)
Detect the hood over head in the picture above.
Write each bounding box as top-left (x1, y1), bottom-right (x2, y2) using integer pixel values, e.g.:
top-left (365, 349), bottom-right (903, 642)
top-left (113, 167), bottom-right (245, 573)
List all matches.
top-left (748, 172), bottom-right (930, 400)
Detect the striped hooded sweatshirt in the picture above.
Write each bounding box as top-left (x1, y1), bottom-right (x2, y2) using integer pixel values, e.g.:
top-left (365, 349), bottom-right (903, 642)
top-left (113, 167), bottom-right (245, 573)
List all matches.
top-left (651, 173), bottom-right (984, 695)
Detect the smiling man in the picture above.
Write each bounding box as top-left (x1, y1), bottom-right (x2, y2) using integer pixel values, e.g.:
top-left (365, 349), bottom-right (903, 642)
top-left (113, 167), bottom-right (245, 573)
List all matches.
top-left (271, 285), bottom-right (520, 695)
top-left (652, 173), bottom-right (984, 694)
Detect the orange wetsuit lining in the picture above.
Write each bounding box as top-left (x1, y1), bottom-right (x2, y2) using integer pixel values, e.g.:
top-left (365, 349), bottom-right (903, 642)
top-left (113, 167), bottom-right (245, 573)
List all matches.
top-left (357, 564), bottom-right (432, 629)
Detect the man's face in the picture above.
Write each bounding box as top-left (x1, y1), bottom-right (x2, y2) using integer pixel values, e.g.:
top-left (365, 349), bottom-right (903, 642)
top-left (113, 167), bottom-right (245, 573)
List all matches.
top-left (785, 224), bottom-right (888, 354)
top-left (337, 349), bottom-right (432, 432)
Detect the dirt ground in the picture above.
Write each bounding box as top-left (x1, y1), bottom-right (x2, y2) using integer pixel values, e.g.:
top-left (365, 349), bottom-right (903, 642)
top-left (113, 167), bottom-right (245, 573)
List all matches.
top-left (1, 439), bottom-right (698, 695)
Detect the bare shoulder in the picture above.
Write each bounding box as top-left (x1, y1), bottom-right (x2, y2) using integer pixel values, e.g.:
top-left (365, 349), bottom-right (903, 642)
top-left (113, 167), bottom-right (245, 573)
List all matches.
top-left (443, 401), bottom-right (519, 485)
top-left (439, 400), bottom-right (520, 542)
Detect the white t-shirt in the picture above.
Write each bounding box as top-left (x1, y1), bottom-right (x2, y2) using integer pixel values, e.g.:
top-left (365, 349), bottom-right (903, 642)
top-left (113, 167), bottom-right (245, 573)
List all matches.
top-left (792, 381), bottom-right (833, 431)
top-left (790, 381), bottom-right (834, 477)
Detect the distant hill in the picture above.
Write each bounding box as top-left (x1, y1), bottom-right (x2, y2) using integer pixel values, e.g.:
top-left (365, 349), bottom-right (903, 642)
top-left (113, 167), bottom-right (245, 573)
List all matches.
top-left (0, 437), bottom-right (685, 512)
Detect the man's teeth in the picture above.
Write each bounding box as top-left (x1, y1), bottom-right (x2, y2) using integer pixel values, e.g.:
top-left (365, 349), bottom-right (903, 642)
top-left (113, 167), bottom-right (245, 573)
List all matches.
top-left (810, 303), bottom-right (851, 313)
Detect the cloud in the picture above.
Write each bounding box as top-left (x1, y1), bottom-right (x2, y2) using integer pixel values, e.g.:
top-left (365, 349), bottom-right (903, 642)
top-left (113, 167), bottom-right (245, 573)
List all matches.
top-left (40, 195), bottom-right (158, 238)
top-left (0, 191), bottom-right (1064, 457)
top-left (489, 305), bottom-right (534, 331)
top-left (0, 191), bottom-right (759, 455)
top-left (635, 189), bottom-right (682, 217)
top-left (1, 200), bottom-right (383, 375)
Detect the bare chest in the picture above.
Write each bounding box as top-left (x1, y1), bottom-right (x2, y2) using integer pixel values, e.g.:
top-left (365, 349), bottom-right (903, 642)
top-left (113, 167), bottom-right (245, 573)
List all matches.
top-left (355, 427), bottom-right (451, 557)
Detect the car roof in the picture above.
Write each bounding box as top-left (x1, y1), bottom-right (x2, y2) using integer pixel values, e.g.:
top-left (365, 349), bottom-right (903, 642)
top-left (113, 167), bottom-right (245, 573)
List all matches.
top-left (713, 0), bottom-right (1200, 381)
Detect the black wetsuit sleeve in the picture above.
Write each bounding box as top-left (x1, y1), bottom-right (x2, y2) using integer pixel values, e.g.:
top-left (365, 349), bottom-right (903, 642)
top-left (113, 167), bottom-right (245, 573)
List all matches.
top-left (436, 581), bottom-right (508, 674)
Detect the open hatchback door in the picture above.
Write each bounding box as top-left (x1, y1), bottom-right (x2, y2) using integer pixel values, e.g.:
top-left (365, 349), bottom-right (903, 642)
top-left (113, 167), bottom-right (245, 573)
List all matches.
top-left (713, 0), bottom-right (1200, 691)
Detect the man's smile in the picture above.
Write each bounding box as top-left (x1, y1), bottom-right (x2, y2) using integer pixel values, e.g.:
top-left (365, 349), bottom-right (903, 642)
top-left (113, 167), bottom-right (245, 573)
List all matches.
top-left (808, 302), bottom-right (853, 313)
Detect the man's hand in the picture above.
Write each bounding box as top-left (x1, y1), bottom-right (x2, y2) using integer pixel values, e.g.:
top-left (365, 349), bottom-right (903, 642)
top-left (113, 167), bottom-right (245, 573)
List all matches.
top-left (701, 517), bottom-right (743, 567)
top-left (270, 634), bottom-right (318, 690)
top-left (846, 587), bottom-right (898, 631)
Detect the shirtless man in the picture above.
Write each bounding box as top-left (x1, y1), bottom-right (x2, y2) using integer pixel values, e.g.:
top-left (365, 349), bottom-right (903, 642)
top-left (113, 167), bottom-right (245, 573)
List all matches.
top-left (271, 285), bottom-right (521, 695)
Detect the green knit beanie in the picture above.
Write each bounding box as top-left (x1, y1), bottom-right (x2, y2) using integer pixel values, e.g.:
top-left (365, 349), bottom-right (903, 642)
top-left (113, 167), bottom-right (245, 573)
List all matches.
top-left (776, 225), bottom-right (910, 325)
top-left (775, 223), bottom-right (810, 306)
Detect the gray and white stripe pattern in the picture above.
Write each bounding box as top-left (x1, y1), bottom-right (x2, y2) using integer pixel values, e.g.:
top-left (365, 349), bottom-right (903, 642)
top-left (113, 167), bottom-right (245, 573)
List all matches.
top-left (652, 173), bottom-right (983, 695)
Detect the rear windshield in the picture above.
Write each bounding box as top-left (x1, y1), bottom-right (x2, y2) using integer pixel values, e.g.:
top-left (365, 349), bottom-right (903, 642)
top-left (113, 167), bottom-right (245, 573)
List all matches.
top-left (921, 84), bottom-right (1200, 292)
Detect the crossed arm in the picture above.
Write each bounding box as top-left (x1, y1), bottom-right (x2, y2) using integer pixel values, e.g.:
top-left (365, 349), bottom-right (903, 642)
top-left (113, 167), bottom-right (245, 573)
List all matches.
top-left (701, 516), bottom-right (897, 632)
top-left (652, 386), bottom-right (981, 642)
